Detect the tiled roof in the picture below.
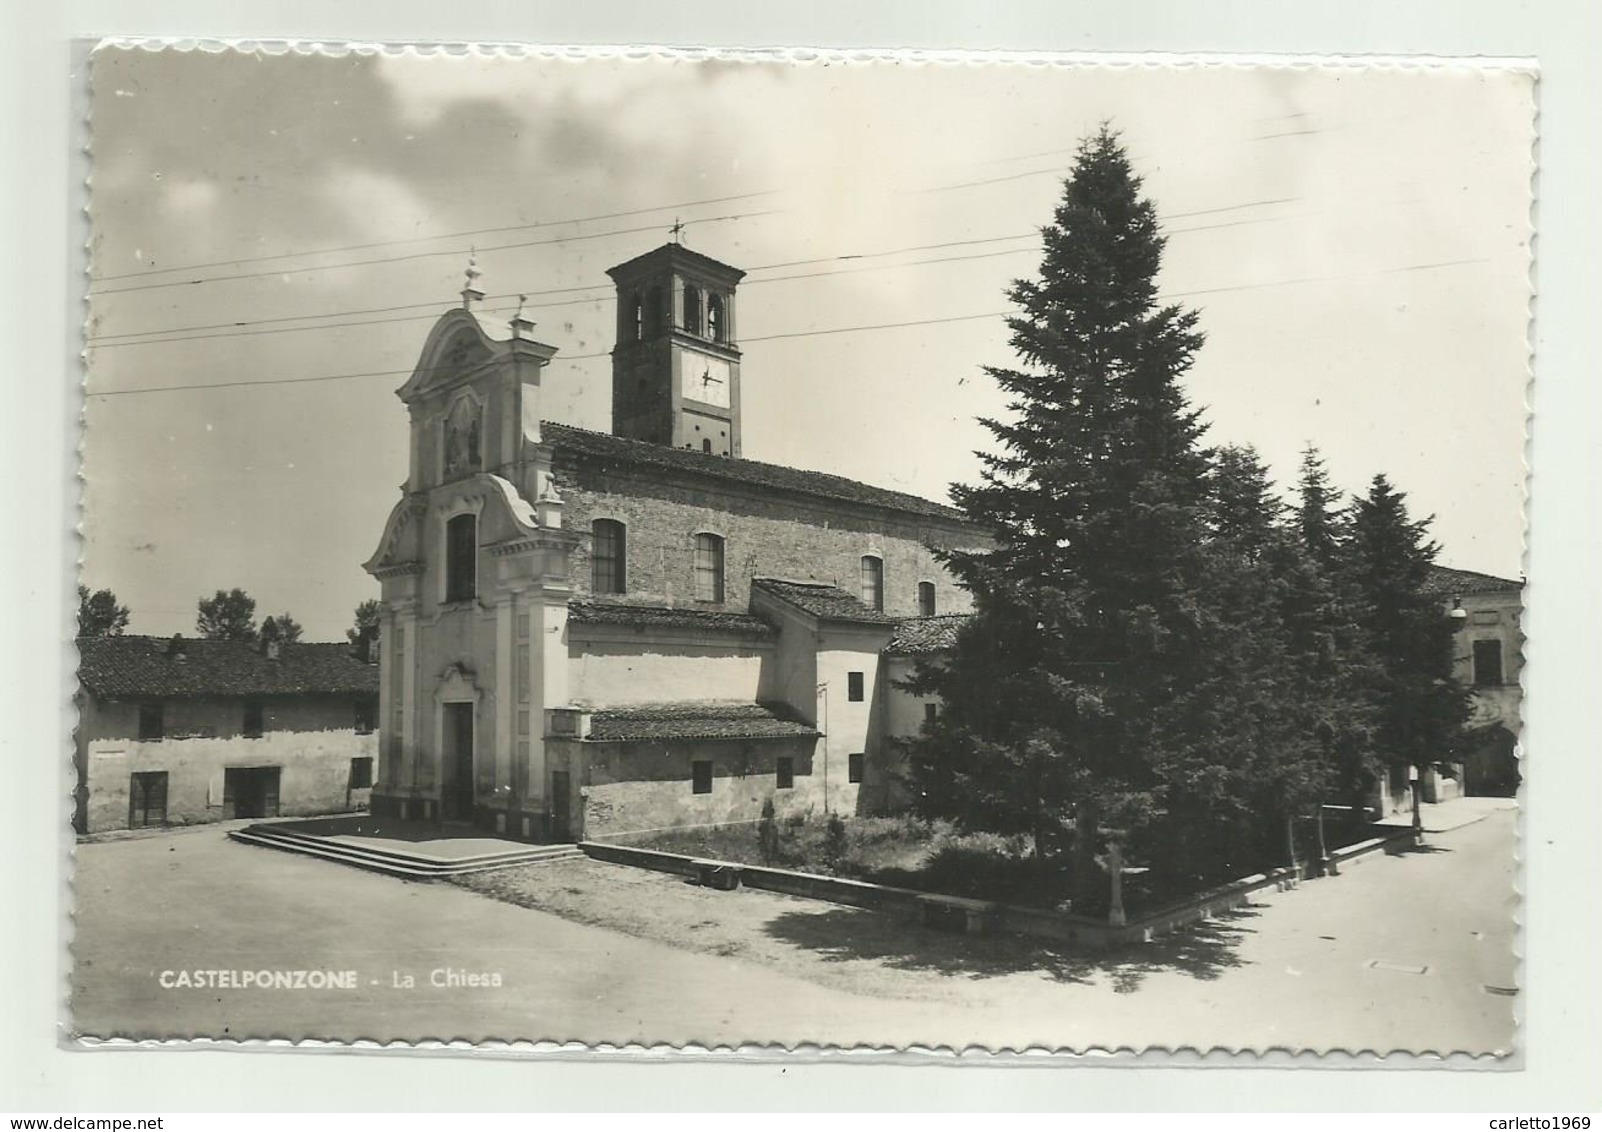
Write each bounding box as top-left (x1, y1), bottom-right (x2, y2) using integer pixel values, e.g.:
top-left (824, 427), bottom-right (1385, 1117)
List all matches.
top-left (886, 614), bottom-right (973, 656)
top-left (586, 702), bottom-right (818, 742)
top-left (750, 578), bottom-right (898, 625)
top-left (543, 421), bottom-right (968, 523)
top-left (567, 600), bottom-right (775, 636)
top-left (1423, 565), bottom-right (1524, 597)
top-left (77, 636), bottom-right (379, 699)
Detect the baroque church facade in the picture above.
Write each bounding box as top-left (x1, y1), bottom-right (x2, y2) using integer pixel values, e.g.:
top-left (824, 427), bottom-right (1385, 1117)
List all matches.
top-left (364, 243), bottom-right (985, 842)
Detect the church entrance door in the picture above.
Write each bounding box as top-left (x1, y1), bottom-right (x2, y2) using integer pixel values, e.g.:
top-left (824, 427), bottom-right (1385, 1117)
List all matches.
top-left (442, 702), bottom-right (475, 822)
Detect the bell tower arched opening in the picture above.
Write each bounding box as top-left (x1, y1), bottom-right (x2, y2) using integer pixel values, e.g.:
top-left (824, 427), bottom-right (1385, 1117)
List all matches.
top-left (606, 243), bottom-right (745, 457)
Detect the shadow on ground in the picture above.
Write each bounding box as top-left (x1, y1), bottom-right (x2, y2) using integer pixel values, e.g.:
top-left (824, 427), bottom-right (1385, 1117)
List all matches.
top-left (762, 903), bottom-right (1259, 993)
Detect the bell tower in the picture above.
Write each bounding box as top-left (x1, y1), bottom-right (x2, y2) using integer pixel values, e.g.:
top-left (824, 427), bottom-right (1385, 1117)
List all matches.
top-left (607, 242), bottom-right (745, 457)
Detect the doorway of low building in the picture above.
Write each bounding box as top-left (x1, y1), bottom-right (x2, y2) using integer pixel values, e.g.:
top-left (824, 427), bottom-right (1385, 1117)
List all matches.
top-left (129, 770), bottom-right (168, 828)
top-left (442, 701), bottom-right (476, 822)
top-left (550, 770), bottom-right (573, 842)
top-left (1464, 726), bottom-right (1520, 798)
top-left (224, 766), bottom-right (281, 820)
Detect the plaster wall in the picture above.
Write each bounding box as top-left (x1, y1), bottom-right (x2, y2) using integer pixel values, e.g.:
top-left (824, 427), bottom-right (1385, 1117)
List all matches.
top-left (1451, 589), bottom-right (1525, 732)
top-left (817, 627), bottom-right (891, 816)
top-left (573, 735), bottom-right (820, 839)
top-left (79, 694), bottom-right (377, 833)
top-left (566, 633), bottom-right (773, 709)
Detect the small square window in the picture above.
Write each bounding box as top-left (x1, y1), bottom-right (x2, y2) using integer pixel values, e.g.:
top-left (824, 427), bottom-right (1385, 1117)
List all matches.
top-left (848, 752), bottom-right (864, 784)
top-left (847, 671), bottom-right (865, 702)
top-left (924, 702), bottom-right (939, 725)
top-left (349, 756), bottom-right (374, 790)
top-left (354, 696), bottom-right (376, 735)
top-left (692, 759), bottom-right (713, 795)
top-left (776, 756), bottom-right (794, 790)
top-left (138, 703), bottom-right (164, 741)
top-left (243, 700), bottom-right (265, 739)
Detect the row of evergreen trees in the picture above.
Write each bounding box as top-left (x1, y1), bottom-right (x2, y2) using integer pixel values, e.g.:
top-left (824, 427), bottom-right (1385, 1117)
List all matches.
top-left (905, 128), bottom-right (1468, 902)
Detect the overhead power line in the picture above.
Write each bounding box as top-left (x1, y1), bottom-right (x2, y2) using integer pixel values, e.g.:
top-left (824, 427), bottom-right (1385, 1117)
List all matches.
top-left (90, 210), bottom-right (785, 297)
top-left (91, 189), bottom-right (783, 282)
top-left (88, 211), bottom-right (1296, 349)
top-left (85, 254), bottom-right (1493, 400)
top-left (87, 244), bottom-right (1048, 351)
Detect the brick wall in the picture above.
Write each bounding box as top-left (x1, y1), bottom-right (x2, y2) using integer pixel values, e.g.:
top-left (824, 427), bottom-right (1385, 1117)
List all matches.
top-left (555, 459), bottom-right (983, 618)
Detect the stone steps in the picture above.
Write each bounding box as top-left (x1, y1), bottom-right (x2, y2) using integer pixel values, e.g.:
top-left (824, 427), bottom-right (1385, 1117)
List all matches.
top-left (228, 823), bottom-right (583, 879)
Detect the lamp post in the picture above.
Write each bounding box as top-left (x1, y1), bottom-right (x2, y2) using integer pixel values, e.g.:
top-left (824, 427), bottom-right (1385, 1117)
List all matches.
top-left (1409, 763), bottom-right (1424, 844)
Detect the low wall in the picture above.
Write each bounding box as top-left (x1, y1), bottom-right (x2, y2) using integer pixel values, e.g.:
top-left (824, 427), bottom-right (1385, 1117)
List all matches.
top-left (580, 822), bottom-right (1417, 949)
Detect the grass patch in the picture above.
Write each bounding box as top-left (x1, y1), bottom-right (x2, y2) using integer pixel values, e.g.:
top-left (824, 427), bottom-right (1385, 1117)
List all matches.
top-left (618, 812), bottom-right (1387, 915)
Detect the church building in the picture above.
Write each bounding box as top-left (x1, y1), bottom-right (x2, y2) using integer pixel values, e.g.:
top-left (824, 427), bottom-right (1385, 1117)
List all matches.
top-left (363, 243), bottom-right (986, 842)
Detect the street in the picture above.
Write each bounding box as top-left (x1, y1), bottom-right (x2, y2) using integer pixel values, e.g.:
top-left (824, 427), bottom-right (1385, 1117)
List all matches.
top-left (70, 801), bottom-right (1516, 1054)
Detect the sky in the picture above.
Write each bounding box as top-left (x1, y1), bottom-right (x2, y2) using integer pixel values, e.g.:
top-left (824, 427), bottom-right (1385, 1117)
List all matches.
top-left (81, 47), bottom-right (1534, 640)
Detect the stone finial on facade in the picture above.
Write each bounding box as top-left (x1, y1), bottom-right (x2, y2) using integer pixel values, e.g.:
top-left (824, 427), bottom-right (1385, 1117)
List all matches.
top-left (510, 293), bottom-right (536, 340)
top-left (461, 249), bottom-right (485, 310)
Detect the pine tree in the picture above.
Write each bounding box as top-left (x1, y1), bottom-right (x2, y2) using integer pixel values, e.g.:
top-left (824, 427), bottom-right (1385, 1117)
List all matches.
top-left (1291, 448), bottom-right (1381, 820)
top-left (907, 127), bottom-right (1214, 901)
top-left (1347, 475), bottom-right (1468, 794)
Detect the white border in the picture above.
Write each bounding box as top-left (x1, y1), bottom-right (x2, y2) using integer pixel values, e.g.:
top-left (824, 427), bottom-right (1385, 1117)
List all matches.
top-left (6, 1), bottom-right (1598, 1114)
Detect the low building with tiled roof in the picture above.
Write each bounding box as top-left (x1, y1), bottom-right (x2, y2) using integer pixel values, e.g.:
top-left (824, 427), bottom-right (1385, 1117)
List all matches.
top-left (1423, 564), bottom-right (1524, 598)
top-left (78, 635), bottom-right (380, 700)
top-left (587, 702), bottom-right (818, 743)
top-left (74, 635), bottom-right (380, 835)
top-left (353, 241), bottom-right (989, 843)
top-left (750, 578), bottom-right (899, 625)
top-left (886, 613), bottom-right (973, 656)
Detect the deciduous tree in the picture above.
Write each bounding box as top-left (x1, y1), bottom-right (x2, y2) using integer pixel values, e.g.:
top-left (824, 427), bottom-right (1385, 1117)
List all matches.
top-left (77, 585), bottom-right (130, 638)
top-left (196, 588), bottom-right (258, 642)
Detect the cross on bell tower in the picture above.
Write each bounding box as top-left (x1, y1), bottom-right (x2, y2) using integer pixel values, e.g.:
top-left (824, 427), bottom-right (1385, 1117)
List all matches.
top-left (606, 243), bottom-right (745, 457)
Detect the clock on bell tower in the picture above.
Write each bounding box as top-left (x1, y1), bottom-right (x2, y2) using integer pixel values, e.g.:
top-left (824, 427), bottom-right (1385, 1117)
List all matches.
top-left (607, 242), bottom-right (745, 457)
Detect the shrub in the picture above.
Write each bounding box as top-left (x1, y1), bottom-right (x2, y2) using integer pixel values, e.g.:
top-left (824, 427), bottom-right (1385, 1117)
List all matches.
top-left (822, 812), bottom-right (848, 869)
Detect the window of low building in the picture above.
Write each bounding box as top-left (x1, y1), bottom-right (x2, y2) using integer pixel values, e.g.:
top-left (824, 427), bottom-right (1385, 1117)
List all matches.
top-left (354, 696), bottom-right (376, 735)
top-left (445, 513), bottom-right (477, 603)
top-left (128, 771), bottom-right (168, 828)
top-left (918, 581), bottom-right (936, 617)
top-left (1473, 639), bottom-right (1505, 687)
top-left (776, 756), bottom-right (794, 790)
top-left (138, 703), bottom-right (164, 742)
top-left (692, 759), bottom-right (713, 795)
top-left (924, 702), bottom-right (939, 726)
top-left (848, 752), bottom-right (864, 784)
top-left (694, 533), bottom-right (725, 603)
top-left (591, 519), bottom-right (627, 595)
top-left (847, 671), bottom-right (865, 702)
top-left (349, 756), bottom-right (374, 790)
top-left (860, 555), bottom-right (884, 612)
top-left (243, 699), bottom-right (265, 739)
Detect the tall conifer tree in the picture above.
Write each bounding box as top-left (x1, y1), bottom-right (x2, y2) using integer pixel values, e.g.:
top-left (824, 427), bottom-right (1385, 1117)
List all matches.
top-left (907, 128), bottom-right (1213, 899)
top-left (1347, 475), bottom-right (1469, 792)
